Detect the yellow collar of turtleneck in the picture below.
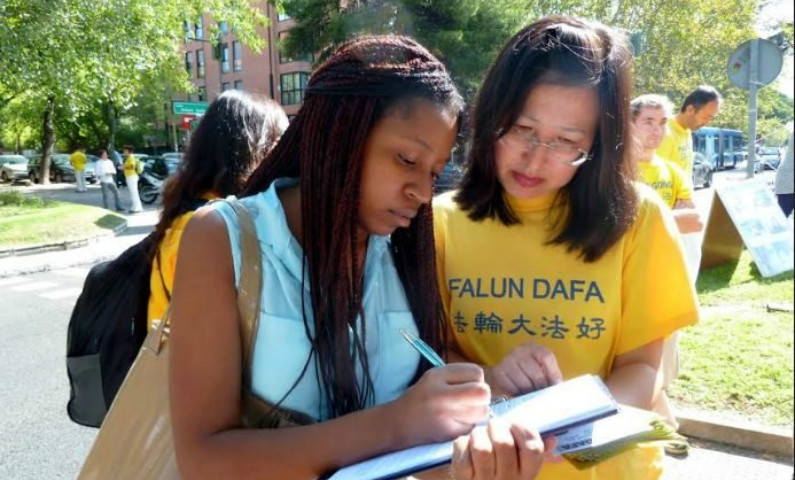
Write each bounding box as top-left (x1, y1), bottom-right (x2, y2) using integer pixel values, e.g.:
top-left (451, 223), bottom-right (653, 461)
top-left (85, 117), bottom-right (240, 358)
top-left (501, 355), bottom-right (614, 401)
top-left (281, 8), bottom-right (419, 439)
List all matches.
top-left (504, 190), bottom-right (559, 213)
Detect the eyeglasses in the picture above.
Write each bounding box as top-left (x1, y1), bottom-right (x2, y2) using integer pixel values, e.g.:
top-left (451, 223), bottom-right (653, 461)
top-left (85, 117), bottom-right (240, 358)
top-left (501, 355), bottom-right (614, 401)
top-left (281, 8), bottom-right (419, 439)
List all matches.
top-left (498, 125), bottom-right (590, 167)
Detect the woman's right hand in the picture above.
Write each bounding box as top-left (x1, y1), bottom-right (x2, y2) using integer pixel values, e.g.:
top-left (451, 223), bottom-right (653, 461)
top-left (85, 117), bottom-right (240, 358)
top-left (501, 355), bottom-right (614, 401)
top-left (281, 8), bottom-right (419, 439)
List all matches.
top-left (486, 342), bottom-right (563, 397)
top-left (450, 420), bottom-right (553, 480)
top-left (391, 363), bottom-right (491, 446)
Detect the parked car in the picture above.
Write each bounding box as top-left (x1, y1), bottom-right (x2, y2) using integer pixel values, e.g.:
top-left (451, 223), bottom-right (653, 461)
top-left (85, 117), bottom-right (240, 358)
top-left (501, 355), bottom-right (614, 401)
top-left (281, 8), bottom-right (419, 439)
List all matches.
top-left (161, 152), bottom-right (184, 162)
top-left (0, 154), bottom-right (30, 183)
top-left (435, 161), bottom-right (464, 194)
top-left (756, 147), bottom-right (782, 170)
top-left (83, 155), bottom-right (99, 184)
top-left (28, 154), bottom-right (77, 184)
top-left (148, 154), bottom-right (181, 177)
top-left (692, 152), bottom-right (714, 189)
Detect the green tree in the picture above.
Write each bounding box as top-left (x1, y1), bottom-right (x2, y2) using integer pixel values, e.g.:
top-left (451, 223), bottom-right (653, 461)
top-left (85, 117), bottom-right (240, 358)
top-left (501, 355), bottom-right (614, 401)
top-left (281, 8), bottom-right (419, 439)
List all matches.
top-left (281, 0), bottom-right (526, 99)
top-left (0, 0), bottom-right (271, 183)
top-left (283, 0), bottom-right (793, 143)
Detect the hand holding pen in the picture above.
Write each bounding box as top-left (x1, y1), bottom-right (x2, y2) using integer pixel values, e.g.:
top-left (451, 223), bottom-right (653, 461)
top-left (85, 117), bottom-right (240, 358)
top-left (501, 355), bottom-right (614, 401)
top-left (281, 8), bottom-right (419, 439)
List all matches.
top-left (400, 329), bottom-right (501, 419)
top-left (387, 329), bottom-right (492, 446)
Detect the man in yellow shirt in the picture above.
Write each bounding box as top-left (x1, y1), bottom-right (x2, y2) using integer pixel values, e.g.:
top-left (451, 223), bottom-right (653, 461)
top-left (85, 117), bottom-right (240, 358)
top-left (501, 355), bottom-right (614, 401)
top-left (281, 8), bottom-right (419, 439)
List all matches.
top-left (631, 94), bottom-right (704, 429)
top-left (656, 85), bottom-right (721, 179)
top-left (631, 94), bottom-right (703, 234)
top-left (69, 146), bottom-right (88, 192)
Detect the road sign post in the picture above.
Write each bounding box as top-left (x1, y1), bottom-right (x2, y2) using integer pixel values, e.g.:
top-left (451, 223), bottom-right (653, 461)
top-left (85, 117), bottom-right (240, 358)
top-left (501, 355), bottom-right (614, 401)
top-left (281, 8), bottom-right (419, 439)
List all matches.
top-left (727, 39), bottom-right (784, 179)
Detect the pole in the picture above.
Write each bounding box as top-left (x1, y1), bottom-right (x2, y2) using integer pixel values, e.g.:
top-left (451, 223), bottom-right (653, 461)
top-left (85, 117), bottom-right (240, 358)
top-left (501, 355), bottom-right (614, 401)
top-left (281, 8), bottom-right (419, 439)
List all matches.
top-left (746, 39), bottom-right (759, 179)
top-left (171, 122), bottom-right (178, 152)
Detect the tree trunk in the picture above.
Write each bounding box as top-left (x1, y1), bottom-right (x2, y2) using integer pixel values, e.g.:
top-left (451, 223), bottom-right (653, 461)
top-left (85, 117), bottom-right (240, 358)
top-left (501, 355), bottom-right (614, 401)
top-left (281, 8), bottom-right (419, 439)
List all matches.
top-left (106, 101), bottom-right (118, 153)
top-left (40, 95), bottom-right (56, 185)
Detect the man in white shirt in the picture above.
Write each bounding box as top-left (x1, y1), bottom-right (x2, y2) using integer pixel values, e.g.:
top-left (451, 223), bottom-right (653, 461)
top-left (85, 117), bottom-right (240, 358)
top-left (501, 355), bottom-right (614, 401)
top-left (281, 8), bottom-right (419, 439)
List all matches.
top-left (95, 149), bottom-right (124, 211)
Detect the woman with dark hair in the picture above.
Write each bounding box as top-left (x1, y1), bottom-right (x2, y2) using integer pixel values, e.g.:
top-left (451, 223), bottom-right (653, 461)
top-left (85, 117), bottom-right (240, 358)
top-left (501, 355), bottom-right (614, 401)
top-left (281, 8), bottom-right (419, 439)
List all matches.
top-left (434, 17), bottom-right (699, 479)
top-left (169, 35), bottom-right (549, 479)
top-left (147, 90), bottom-right (289, 326)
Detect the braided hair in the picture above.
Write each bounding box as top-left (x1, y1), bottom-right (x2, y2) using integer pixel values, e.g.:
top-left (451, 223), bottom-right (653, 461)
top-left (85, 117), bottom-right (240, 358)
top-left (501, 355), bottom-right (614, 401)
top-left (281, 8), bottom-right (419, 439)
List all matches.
top-left (244, 35), bottom-right (463, 418)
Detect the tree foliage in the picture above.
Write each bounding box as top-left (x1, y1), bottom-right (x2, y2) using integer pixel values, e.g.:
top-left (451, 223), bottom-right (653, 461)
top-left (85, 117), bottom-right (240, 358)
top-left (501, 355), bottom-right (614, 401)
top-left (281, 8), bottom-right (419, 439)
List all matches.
top-left (282, 0), bottom-right (793, 139)
top-left (0, 0), bottom-right (271, 178)
top-left (281, 0), bottom-right (526, 98)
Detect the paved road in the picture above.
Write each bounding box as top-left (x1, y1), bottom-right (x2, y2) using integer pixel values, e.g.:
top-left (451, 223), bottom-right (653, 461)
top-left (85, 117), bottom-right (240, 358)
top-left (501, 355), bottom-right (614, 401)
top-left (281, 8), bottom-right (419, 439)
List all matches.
top-left (0, 268), bottom-right (96, 480)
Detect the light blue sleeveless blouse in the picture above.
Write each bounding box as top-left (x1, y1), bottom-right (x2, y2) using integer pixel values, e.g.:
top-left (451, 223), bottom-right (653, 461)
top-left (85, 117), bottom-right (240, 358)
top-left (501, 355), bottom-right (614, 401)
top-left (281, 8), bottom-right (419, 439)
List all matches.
top-left (210, 178), bottom-right (421, 421)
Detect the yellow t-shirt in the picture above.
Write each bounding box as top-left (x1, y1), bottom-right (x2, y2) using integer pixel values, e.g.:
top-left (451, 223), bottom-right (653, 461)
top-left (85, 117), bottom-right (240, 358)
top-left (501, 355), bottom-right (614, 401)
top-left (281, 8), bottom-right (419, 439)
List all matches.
top-left (656, 118), bottom-right (693, 178)
top-left (638, 155), bottom-right (692, 208)
top-left (69, 151), bottom-right (87, 171)
top-left (123, 155), bottom-right (138, 177)
top-left (433, 186), bottom-right (699, 480)
top-left (147, 194), bottom-right (219, 327)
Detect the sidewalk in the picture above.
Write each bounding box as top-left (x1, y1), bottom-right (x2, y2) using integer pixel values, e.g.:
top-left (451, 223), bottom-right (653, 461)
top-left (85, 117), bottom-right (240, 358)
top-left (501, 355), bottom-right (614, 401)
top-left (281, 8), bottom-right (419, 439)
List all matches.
top-left (0, 209), bottom-right (158, 278)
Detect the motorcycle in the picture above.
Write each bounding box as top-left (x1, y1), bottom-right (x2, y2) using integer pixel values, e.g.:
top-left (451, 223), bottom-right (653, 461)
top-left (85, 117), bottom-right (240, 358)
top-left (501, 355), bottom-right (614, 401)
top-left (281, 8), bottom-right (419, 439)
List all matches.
top-left (138, 168), bottom-right (166, 205)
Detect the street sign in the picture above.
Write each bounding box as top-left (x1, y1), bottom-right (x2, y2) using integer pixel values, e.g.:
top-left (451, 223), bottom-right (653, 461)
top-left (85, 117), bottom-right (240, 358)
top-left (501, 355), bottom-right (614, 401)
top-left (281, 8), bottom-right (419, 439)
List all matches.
top-left (172, 101), bottom-right (209, 116)
top-left (727, 39), bottom-right (784, 180)
top-left (181, 115), bottom-right (195, 130)
top-left (727, 39), bottom-right (783, 90)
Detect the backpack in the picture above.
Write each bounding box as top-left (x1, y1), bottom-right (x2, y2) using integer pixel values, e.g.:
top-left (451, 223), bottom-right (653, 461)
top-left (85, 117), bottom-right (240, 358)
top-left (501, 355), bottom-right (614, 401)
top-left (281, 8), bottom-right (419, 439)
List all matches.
top-left (66, 233), bottom-right (156, 427)
top-left (66, 199), bottom-right (208, 427)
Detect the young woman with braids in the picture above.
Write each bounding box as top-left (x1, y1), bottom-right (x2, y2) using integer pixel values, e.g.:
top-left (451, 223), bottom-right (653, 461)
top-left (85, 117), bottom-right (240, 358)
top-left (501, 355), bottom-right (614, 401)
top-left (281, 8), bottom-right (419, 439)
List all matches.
top-left (147, 90), bottom-right (288, 327)
top-left (169, 35), bottom-right (550, 480)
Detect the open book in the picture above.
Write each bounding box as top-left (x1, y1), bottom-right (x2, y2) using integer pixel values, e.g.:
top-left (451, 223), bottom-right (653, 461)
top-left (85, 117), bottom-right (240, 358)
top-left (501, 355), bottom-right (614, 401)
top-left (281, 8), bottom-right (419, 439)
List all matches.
top-left (327, 375), bottom-right (618, 480)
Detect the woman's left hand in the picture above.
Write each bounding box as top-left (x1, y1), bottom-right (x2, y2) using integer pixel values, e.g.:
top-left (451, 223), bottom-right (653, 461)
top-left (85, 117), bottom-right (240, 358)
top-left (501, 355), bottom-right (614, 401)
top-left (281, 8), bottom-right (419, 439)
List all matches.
top-left (449, 419), bottom-right (555, 480)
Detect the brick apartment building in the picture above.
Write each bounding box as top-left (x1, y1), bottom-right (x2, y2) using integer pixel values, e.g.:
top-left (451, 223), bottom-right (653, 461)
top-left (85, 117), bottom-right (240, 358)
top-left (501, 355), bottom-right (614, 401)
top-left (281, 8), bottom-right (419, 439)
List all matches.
top-left (171, 3), bottom-right (312, 147)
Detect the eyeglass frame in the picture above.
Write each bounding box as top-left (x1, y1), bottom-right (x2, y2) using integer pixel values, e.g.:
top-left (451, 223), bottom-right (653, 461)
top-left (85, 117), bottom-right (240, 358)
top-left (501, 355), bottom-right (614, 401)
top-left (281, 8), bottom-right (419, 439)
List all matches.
top-left (496, 125), bottom-right (591, 167)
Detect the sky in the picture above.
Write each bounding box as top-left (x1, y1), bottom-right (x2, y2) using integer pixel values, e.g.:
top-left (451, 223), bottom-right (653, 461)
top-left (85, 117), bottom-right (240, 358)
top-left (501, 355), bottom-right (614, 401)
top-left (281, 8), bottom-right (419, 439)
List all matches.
top-left (757, 0), bottom-right (794, 98)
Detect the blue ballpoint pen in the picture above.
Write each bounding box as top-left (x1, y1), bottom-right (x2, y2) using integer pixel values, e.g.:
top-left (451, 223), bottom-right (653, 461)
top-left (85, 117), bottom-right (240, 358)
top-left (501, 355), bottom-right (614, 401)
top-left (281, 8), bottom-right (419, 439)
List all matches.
top-left (399, 328), bottom-right (497, 419)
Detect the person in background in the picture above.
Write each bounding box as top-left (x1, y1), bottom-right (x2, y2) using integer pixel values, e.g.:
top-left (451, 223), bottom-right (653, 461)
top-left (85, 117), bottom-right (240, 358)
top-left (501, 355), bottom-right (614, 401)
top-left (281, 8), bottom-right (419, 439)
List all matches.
top-left (69, 145), bottom-right (88, 192)
top-left (630, 94), bottom-right (703, 429)
top-left (630, 94), bottom-right (703, 234)
top-left (656, 85), bottom-right (722, 179)
top-left (169, 35), bottom-right (550, 480)
top-left (94, 149), bottom-right (124, 211)
top-left (434, 17), bottom-right (699, 480)
top-left (122, 145), bottom-right (143, 213)
top-left (147, 90), bottom-right (289, 327)
top-left (774, 127), bottom-right (794, 218)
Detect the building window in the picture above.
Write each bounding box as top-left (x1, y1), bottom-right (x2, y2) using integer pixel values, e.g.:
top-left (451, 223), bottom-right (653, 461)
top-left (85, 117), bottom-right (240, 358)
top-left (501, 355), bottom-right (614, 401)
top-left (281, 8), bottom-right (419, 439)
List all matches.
top-left (183, 21), bottom-right (193, 40)
top-left (196, 50), bottom-right (205, 78)
top-left (277, 12), bottom-right (291, 21)
top-left (232, 41), bottom-right (243, 71)
top-left (280, 72), bottom-right (309, 105)
top-left (221, 43), bottom-right (230, 72)
top-left (198, 86), bottom-right (207, 101)
top-left (234, 80), bottom-right (244, 91)
top-left (185, 52), bottom-right (193, 74)
top-left (194, 17), bottom-right (204, 39)
top-left (221, 82), bottom-right (231, 92)
top-left (219, 21), bottom-right (229, 35)
top-left (278, 32), bottom-right (313, 64)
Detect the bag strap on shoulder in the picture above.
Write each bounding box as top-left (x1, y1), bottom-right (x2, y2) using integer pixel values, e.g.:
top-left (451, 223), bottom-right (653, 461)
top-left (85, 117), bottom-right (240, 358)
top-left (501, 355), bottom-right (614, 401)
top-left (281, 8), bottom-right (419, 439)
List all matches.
top-left (227, 200), bottom-right (262, 389)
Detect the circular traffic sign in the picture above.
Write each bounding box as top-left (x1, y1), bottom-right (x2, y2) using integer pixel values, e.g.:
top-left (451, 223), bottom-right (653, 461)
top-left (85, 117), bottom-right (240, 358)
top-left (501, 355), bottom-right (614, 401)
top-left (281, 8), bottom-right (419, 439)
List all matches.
top-left (727, 39), bottom-right (784, 90)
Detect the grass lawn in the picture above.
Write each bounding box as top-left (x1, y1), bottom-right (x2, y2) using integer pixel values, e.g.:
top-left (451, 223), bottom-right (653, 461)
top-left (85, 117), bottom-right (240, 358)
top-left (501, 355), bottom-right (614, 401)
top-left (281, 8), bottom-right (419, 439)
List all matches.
top-left (669, 251), bottom-right (794, 428)
top-left (0, 191), bottom-right (125, 248)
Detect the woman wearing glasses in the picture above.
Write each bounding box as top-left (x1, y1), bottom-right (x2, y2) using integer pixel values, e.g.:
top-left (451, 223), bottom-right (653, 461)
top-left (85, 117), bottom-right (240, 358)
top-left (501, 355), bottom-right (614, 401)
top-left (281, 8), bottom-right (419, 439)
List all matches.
top-left (435, 17), bottom-right (699, 480)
